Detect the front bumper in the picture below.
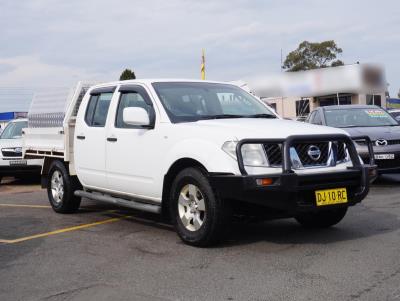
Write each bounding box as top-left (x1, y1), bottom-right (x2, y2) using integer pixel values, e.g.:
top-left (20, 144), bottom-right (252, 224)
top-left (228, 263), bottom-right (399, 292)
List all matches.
top-left (209, 166), bottom-right (374, 213)
top-left (209, 134), bottom-right (376, 214)
top-left (0, 158), bottom-right (42, 177)
top-left (359, 151), bottom-right (400, 174)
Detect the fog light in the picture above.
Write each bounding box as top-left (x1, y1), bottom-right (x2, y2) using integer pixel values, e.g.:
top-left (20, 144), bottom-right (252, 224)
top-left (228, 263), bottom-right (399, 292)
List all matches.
top-left (256, 178), bottom-right (273, 186)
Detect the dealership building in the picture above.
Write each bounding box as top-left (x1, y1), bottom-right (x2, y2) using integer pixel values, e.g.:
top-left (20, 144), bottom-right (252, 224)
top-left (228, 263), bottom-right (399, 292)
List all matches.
top-left (247, 64), bottom-right (387, 119)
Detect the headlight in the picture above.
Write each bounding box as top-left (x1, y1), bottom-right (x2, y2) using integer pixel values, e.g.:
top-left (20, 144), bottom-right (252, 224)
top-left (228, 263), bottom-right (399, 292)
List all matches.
top-left (222, 141), bottom-right (269, 167)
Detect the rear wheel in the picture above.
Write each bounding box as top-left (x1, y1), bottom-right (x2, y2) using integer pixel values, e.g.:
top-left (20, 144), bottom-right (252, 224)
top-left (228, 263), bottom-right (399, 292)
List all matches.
top-left (47, 160), bottom-right (81, 213)
top-left (170, 167), bottom-right (231, 247)
top-left (295, 207), bottom-right (348, 228)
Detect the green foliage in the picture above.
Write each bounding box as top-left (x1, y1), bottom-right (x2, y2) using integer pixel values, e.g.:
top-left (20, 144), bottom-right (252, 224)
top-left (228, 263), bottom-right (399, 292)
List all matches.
top-left (283, 40), bottom-right (344, 72)
top-left (119, 69), bottom-right (136, 80)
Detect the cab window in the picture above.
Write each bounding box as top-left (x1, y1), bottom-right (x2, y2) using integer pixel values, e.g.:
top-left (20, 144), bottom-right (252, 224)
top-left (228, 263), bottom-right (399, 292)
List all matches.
top-left (115, 87), bottom-right (154, 128)
top-left (85, 92), bottom-right (113, 127)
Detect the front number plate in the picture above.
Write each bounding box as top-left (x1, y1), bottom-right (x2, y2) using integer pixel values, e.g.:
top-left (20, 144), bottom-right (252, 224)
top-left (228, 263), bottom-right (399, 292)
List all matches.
top-left (315, 188), bottom-right (348, 206)
top-left (9, 160), bottom-right (27, 166)
top-left (374, 154), bottom-right (395, 160)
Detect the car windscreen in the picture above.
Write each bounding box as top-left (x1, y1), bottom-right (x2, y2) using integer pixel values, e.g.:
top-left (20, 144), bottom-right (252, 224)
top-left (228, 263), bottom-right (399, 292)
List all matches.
top-left (0, 121), bottom-right (28, 139)
top-left (324, 108), bottom-right (398, 128)
top-left (152, 82), bottom-right (276, 123)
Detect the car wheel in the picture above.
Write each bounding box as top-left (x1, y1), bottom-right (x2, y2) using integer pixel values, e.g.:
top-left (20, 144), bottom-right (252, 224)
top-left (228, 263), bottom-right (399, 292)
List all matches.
top-left (170, 167), bottom-right (231, 247)
top-left (295, 207), bottom-right (348, 228)
top-left (47, 160), bottom-right (81, 213)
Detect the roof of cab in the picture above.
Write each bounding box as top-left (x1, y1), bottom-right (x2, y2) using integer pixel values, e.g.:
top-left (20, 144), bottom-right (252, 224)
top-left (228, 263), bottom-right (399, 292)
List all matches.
top-left (89, 79), bottom-right (234, 90)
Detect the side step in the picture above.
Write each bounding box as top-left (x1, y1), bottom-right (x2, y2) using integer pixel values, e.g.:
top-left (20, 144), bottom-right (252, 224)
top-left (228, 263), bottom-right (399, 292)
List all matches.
top-left (74, 190), bottom-right (161, 214)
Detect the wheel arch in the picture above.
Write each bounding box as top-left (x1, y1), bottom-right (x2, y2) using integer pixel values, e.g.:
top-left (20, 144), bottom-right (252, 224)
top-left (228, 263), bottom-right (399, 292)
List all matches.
top-left (161, 157), bottom-right (208, 221)
top-left (41, 158), bottom-right (78, 189)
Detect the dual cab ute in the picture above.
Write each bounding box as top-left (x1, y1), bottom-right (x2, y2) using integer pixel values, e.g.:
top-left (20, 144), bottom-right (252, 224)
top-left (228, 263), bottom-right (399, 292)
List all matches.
top-left (23, 80), bottom-right (376, 246)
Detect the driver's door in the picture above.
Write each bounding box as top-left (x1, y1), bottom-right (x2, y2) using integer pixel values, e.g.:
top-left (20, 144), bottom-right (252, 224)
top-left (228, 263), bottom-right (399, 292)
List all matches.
top-left (105, 85), bottom-right (160, 200)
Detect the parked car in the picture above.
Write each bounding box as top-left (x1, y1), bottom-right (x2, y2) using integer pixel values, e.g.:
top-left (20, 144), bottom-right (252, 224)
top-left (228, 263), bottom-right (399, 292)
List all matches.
top-left (0, 119), bottom-right (42, 183)
top-left (306, 105), bottom-right (400, 174)
top-left (23, 80), bottom-right (375, 246)
top-left (388, 109), bottom-right (400, 124)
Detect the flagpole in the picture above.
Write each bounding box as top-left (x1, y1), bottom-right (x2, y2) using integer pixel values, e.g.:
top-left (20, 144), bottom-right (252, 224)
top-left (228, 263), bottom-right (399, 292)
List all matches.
top-left (201, 49), bottom-right (205, 80)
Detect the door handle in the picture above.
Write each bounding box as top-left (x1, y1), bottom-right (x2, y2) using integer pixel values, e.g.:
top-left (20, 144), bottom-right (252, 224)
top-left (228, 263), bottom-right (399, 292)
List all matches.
top-left (107, 137), bottom-right (118, 142)
top-left (76, 135), bottom-right (85, 140)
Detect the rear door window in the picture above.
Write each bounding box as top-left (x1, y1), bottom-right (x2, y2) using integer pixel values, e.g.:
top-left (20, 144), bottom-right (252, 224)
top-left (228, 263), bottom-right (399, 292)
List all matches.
top-left (85, 92), bottom-right (113, 127)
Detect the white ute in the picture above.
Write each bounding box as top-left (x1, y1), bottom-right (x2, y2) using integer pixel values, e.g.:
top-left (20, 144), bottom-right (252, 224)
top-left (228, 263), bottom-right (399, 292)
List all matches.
top-left (23, 79), bottom-right (376, 246)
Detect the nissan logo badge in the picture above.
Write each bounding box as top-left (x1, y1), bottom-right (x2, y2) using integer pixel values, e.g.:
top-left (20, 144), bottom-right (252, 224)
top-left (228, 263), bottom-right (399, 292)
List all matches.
top-left (307, 145), bottom-right (321, 161)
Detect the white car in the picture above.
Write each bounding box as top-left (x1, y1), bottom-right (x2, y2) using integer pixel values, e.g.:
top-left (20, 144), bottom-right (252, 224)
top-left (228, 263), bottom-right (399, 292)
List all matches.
top-left (0, 119), bottom-right (42, 183)
top-left (23, 80), bottom-right (376, 246)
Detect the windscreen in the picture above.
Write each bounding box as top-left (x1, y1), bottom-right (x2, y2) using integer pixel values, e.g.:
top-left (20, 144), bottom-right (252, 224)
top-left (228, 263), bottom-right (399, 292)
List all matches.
top-left (324, 108), bottom-right (398, 128)
top-left (0, 121), bottom-right (28, 139)
top-left (152, 82), bottom-right (275, 123)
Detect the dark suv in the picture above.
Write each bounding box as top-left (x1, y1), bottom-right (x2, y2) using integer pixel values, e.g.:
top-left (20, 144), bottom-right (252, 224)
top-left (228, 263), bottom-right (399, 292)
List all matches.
top-left (306, 105), bottom-right (400, 174)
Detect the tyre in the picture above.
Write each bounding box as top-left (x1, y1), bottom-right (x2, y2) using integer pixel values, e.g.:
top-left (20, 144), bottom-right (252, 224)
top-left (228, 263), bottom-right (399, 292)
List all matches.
top-left (295, 207), bottom-right (348, 228)
top-left (170, 167), bottom-right (231, 247)
top-left (47, 160), bottom-right (81, 213)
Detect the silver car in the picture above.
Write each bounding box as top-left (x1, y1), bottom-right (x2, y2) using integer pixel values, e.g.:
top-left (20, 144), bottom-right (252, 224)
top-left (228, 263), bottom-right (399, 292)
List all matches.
top-left (306, 105), bottom-right (400, 174)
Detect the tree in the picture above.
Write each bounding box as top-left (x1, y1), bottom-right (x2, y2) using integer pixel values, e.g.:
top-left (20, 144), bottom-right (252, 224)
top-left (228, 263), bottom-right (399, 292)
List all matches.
top-left (283, 40), bottom-right (344, 72)
top-left (119, 69), bottom-right (136, 80)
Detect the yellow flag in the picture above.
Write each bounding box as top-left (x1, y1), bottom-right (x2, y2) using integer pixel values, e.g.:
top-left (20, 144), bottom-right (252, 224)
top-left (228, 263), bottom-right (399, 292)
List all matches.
top-left (201, 49), bottom-right (205, 80)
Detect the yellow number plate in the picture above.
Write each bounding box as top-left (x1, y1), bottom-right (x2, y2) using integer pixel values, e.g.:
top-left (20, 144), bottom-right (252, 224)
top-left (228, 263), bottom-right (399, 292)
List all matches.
top-left (315, 188), bottom-right (348, 206)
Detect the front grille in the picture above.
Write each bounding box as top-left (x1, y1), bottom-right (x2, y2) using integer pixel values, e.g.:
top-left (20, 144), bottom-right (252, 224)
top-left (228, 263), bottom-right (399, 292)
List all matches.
top-left (264, 143), bottom-right (282, 166)
top-left (2, 150), bottom-right (22, 157)
top-left (357, 139), bottom-right (400, 146)
top-left (294, 142), bottom-right (329, 166)
top-left (387, 139), bottom-right (400, 145)
top-left (336, 142), bottom-right (347, 162)
top-left (262, 141), bottom-right (349, 169)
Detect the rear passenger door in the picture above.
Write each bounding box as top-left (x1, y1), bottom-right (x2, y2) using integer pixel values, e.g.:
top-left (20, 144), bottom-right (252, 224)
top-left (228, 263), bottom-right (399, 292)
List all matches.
top-left (74, 87), bottom-right (116, 188)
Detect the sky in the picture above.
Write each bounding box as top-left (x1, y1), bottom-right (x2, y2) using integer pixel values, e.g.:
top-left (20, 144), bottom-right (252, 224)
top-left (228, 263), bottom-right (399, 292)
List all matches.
top-left (0, 0), bottom-right (399, 111)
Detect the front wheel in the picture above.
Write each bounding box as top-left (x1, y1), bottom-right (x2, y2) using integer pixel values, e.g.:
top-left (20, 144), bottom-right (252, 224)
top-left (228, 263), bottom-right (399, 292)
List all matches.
top-left (47, 160), bottom-right (81, 213)
top-left (170, 167), bottom-right (231, 247)
top-left (295, 207), bottom-right (348, 228)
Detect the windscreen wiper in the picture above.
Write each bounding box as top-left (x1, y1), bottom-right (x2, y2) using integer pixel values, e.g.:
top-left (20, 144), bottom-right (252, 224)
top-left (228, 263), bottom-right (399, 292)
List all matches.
top-left (202, 114), bottom-right (247, 119)
top-left (245, 113), bottom-right (277, 119)
top-left (201, 113), bottom-right (277, 120)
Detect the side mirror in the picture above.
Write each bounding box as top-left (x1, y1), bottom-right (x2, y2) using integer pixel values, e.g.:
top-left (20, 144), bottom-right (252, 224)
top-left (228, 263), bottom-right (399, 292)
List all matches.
top-left (123, 107), bottom-right (151, 127)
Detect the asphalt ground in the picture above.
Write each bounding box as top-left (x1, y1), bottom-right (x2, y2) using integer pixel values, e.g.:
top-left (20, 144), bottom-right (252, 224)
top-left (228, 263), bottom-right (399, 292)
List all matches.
top-left (1, 175), bottom-right (400, 301)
